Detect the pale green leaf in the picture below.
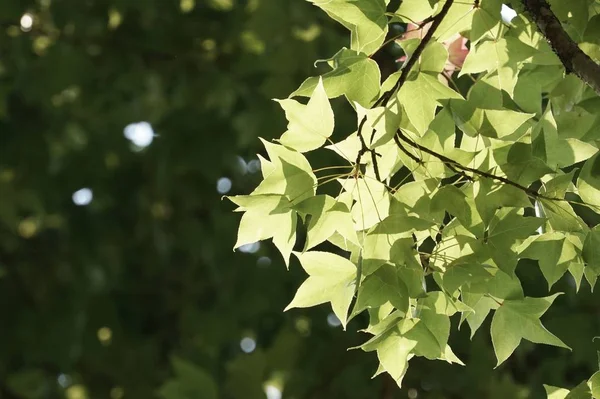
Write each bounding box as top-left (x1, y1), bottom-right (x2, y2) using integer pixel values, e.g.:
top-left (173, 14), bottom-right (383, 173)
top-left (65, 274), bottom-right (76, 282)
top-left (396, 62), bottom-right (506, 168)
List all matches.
top-left (353, 264), bottom-right (410, 316)
top-left (544, 385), bottom-right (570, 399)
top-left (252, 140), bottom-right (317, 202)
top-left (278, 78), bottom-right (334, 152)
top-left (483, 109), bottom-right (534, 138)
top-left (356, 102), bottom-right (401, 148)
top-left (577, 153), bottom-right (600, 212)
top-left (340, 177), bottom-right (391, 230)
top-left (291, 48), bottom-right (381, 107)
top-left (376, 333), bottom-right (416, 387)
top-left (398, 73), bottom-right (462, 135)
top-left (519, 232), bottom-right (583, 289)
top-left (583, 226), bottom-right (600, 275)
top-left (470, 0), bottom-right (502, 43)
top-left (294, 195), bottom-right (359, 250)
top-left (491, 294), bottom-right (570, 366)
top-left (309, 0), bottom-right (389, 55)
top-left (394, 0), bottom-right (434, 23)
top-left (461, 37), bottom-right (536, 96)
top-left (286, 251), bottom-right (357, 328)
top-left (235, 207), bottom-right (297, 266)
top-left (588, 371), bottom-right (600, 398)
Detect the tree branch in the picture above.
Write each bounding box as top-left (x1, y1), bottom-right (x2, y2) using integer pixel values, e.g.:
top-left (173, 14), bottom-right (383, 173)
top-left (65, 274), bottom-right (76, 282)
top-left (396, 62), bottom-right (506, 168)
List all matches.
top-left (394, 129), bottom-right (563, 201)
top-left (522, 0), bottom-right (600, 95)
top-left (355, 0), bottom-right (455, 183)
top-left (376, 0), bottom-right (455, 107)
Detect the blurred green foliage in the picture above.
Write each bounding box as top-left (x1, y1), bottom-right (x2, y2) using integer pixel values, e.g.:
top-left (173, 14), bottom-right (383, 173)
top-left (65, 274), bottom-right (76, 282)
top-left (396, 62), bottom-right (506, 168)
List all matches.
top-left (0, 0), bottom-right (599, 398)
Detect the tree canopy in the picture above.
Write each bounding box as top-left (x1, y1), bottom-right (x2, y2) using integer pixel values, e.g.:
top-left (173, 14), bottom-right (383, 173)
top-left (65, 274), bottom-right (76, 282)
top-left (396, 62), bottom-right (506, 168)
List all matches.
top-left (2, 0), bottom-right (600, 398)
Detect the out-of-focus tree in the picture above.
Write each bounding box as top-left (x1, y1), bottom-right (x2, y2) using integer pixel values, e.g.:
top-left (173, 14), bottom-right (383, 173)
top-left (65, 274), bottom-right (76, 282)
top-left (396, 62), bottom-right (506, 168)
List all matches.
top-left (1, 1), bottom-right (600, 399)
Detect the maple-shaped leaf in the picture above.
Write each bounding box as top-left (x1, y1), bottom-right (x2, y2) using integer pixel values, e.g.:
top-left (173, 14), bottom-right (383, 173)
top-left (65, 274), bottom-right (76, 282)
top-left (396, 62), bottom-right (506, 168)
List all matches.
top-left (491, 293), bottom-right (570, 366)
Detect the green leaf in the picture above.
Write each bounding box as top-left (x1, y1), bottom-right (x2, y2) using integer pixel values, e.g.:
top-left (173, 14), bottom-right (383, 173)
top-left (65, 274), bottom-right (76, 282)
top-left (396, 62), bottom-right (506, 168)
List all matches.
top-left (460, 37), bottom-right (536, 96)
top-left (532, 106), bottom-right (599, 168)
top-left (431, 185), bottom-right (484, 236)
top-left (433, 1), bottom-right (474, 42)
top-left (490, 294), bottom-right (570, 366)
top-left (544, 385), bottom-right (570, 399)
top-left (291, 48), bottom-right (381, 107)
top-left (566, 380), bottom-right (593, 399)
top-left (235, 205), bottom-right (297, 266)
top-left (353, 264), bottom-right (410, 316)
top-left (375, 332), bottom-right (416, 387)
top-left (577, 153), bottom-right (600, 212)
top-left (519, 232), bottom-right (583, 289)
top-left (483, 109), bottom-right (534, 138)
top-left (286, 251), bottom-right (357, 328)
top-left (583, 226), bottom-right (600, 275)
top-left (398, 73), bottom-right (462, 135)
top-left (494, 142), bottom-right (554, 186)
top-left (340, 177), bottom-right (391, 230)
top-left (394, 0), bottom-right (434, 23)
top-left (277, 78), bottom-right (334, 152)
top-left (441, 263), bottom-right (494, 295)
top-left (588, 371), bottom-right (600, 398)
top-left (252, 140), bottom-right (317, 202)
top-left (470, 0), bottom-right (502, 43)
top-left (356, 102), bottom-right (401, 148)
top-left (486, 208), bottom-right (545, 251)
top-left (309, 0), bottom-right (389, 55)
top-left (294, 195), bottom-right (359, 250)
top-left (419, 42), bottom-right (449, 74)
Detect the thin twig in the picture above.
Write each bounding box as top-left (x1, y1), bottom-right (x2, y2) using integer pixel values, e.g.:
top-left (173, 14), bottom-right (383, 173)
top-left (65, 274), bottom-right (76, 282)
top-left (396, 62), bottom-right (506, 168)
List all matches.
top-left (394, 129), bottom-right (564, 201)
top-left (376, 0), bottom-right (456, 107)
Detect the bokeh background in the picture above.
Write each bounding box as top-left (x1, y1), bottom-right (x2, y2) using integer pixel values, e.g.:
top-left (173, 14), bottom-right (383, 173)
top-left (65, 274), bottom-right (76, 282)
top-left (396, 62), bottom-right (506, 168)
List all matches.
top-left (1, 1), bottom-right (599, 398)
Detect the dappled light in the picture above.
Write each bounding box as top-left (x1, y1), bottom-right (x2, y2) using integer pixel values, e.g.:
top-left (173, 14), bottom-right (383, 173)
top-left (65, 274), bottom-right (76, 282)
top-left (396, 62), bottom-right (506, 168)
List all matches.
top-left (123, 122), bottom-right (154, 148)
top-left (19, 13), bottom-right (33, 32)
top-left (72, 188), bottom-right (93, 206)
top-left (240, 337), bottom-right (257, 353)
top-left (216, 177), bottom-right (232, 194)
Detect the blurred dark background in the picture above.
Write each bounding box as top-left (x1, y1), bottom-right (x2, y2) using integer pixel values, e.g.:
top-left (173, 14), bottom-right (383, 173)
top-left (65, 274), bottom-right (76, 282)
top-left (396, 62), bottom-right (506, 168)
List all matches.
top-left (0, 1), bottom-right (598, 398)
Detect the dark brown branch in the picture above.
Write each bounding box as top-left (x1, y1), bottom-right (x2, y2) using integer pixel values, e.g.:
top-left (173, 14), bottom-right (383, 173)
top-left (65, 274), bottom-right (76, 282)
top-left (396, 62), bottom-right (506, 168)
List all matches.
top-left (354, 0), bottom-right (455, 183)
top-left (522, 0), bottom-right (600, 95)
top-left (394, 129), bottom-right (562, 201)
top-left (376, 0), bottom-right (455, 107)
top-left (393, 133), bottom-right (422, 164)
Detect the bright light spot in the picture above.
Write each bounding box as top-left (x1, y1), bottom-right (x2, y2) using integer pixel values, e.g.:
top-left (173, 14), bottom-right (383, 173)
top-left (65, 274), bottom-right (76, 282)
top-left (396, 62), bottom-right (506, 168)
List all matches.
top-left (501, 4), bottom-right (517, 23)
top-left (123, 121), bottom-right (154, 148)
top-left (66, 384), bottom-right (88, 399)
top-left (18, 218), bottom-right (38, 238)
top-left (236, 156), bottom-right (248, 174)
top-left (180, 0), bottom-right (195, 13)
top-left (217, 177), bottom-right (232, 194)
top-left (408, 388), bottom-right (418, 398)
top-left (265, 385), bottom-right (282, 399)
top-left (327, 313), bottom-right (341, 327)
top-left (20, 13), bottom-right (33, 31)
top-left (247, 159), bottom-right (261, 173)
top-left (97, 326), bottom-right (112, 345)
top-left (534, 200), bottom-right (543, 234)
top-left (239, 242), bottom-right (260, 253)
top-left (108, 8), bottom-right (122, 29)
top-left (240, 337), bottom-right (256, 353)
top-left (57, 374), bottom-right (71, 388)
top-left (72, 188), bottom-right (93, 206)
top-left (257, 256), bottom-right (271, 267)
